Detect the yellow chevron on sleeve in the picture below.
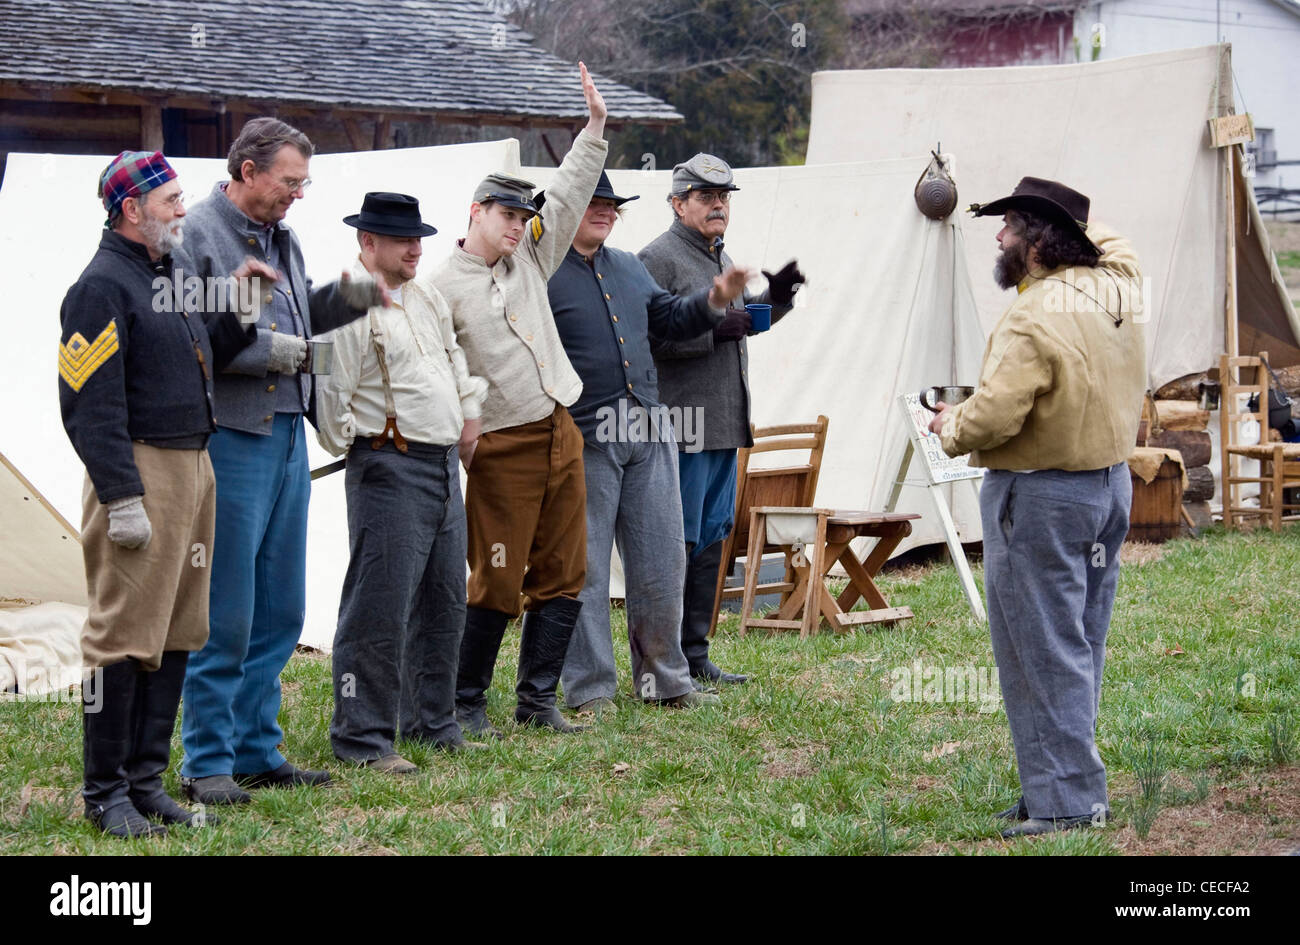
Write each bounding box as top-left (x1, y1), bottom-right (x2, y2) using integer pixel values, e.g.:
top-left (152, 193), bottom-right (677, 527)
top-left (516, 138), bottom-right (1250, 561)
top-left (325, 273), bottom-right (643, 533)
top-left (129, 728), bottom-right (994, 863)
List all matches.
top-left (58, 319), bottom-right (119, 392)
top-left (530, 214), bottom-right (544, 242)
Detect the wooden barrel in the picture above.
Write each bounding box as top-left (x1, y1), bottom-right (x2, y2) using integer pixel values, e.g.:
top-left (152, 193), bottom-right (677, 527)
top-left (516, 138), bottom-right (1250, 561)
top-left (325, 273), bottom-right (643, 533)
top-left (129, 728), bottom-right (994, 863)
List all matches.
top-left (1128, 457), bottom-right (1184, 542)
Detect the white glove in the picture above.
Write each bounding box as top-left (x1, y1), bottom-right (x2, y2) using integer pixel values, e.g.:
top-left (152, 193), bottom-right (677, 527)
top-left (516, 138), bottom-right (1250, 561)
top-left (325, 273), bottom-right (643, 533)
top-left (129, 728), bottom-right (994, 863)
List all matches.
top-left (106, 496), bottom-right (152, 550)
top-left (268, 333), bottom-right (308, 374)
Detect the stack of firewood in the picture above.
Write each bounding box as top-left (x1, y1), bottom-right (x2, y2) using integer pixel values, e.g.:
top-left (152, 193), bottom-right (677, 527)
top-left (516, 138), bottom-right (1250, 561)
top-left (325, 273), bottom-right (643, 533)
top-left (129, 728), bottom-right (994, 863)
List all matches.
top-left (1153, 365), bottom-right (1300, 527)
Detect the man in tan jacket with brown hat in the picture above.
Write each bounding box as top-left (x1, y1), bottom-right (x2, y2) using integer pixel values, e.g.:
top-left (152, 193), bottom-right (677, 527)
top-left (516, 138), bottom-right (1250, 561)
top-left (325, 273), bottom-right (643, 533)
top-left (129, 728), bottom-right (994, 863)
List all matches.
top-left (928, 176), bottom-right (1146, 839)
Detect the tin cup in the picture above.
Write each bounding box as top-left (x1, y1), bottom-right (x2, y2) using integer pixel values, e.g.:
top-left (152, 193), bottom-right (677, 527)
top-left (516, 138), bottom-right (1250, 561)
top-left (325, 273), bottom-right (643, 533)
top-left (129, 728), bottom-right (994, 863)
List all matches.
top-left (302, 340), bottom-right (334, 375)
top-left (920, 385), bottom-right (974, 413)
top-left (745, 303), bottom-right (772, 332)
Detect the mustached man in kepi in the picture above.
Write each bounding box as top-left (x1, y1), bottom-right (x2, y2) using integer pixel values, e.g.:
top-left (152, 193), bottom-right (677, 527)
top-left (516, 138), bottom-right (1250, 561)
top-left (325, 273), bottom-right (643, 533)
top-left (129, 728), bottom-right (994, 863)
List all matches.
top-left (928, 177), bottom-right (1146, 838)
top-left (59, 150), bottom-right (268, 837)
top-left (638, 152), bottom-right (805, 688)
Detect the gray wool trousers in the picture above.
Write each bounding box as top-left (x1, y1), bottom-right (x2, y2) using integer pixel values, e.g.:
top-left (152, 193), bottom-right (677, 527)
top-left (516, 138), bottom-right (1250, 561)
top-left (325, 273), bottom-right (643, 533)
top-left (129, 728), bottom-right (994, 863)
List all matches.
top-left (330, 439), bottom-right (466, 761)
top-left (980, 462), bottom-right (1130, 820)
top-left (561, 431), bottom-right (695, 707)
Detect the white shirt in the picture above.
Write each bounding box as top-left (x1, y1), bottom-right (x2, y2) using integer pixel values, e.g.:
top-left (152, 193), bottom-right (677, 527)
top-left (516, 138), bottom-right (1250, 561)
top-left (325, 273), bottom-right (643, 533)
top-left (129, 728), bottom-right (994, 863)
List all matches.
top-left (315, 260), bottom-right (488, 456)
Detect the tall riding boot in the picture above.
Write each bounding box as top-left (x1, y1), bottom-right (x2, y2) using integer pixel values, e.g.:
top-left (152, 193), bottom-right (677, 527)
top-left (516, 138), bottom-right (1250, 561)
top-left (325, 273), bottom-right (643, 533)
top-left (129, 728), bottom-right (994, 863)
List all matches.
top-left (515, 597), bottom-right (586, 733)
top-left (83, 660), bottom-right (165, 838)
top-left (126, 650), bottom-right (216, 828)
top-left (455, 606), bottom-right (510, 739)
top-left (682, 540), bottom-right (748, 684)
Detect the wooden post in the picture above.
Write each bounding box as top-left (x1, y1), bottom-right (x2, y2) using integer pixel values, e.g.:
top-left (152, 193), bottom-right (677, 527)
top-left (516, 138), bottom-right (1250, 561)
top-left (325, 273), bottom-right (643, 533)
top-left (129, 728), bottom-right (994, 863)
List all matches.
top-left (140, 104), bottom-right (164, 151)
top-left (373, 114), bottom-right (391, 150)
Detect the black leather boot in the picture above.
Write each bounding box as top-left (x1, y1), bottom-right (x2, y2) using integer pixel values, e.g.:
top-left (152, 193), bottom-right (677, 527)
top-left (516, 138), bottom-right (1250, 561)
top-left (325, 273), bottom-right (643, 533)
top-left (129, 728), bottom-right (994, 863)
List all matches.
top-left (515, 597), bottom-right (586, 733)
top-left (126, 651), bottom-right (216, 828)
top-left (455, 606), bottom-right (510, 739)
top-left (83, 660), bottom-right (165, 838)
top-left (681, 540), bottom-right (748, 685)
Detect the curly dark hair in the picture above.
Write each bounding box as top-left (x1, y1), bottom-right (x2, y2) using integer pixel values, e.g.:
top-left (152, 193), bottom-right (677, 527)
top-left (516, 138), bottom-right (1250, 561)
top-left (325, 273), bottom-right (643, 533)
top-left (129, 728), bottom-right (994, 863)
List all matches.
top-left (1007, 209), bottom-right (1101, 269)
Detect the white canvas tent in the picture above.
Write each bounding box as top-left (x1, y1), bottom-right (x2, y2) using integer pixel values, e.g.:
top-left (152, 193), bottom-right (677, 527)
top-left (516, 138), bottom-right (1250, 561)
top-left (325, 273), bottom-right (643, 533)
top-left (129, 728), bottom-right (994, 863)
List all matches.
top-left (523, 158), bottom-right (987, 589)
top-left (0, 140), bottom-right (521, 652)
top-left (805, 43), bottom-right (1300, 387)
top-left (2, 140), bottom-right (984, 651)
top-left (0, 452), bottom-right (86, 694)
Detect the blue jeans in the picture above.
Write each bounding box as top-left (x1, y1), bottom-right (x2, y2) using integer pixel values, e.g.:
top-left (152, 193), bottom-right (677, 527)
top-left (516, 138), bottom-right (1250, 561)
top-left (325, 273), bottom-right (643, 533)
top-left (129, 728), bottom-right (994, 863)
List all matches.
top-left (330, 440), bottom-right (466, 760)
top-left (181, 414), bottom-right (309, 777)
top-left (980, 463), bottom-right (1130, 819)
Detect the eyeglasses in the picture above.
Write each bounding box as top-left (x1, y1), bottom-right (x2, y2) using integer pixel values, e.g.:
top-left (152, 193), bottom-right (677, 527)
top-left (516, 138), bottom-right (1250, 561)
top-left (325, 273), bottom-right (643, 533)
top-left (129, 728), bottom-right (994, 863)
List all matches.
top-left (280, 176), bottom-right (312, 192)
top-left (689, 190), bottom-right (730, 205)
top-left (130, 191), bottom-right (186, 209)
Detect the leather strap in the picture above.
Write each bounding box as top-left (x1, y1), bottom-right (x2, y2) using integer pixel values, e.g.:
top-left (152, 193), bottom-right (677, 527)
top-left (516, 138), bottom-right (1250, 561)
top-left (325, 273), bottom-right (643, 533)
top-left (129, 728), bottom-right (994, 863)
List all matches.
top-left (368, 310), bottom-right (407, 453)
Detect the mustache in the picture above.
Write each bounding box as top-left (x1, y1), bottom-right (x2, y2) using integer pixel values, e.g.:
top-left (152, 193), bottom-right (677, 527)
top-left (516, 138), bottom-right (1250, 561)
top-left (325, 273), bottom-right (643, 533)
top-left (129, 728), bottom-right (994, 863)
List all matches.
top-left (707, 210), bottom-right (726, 221)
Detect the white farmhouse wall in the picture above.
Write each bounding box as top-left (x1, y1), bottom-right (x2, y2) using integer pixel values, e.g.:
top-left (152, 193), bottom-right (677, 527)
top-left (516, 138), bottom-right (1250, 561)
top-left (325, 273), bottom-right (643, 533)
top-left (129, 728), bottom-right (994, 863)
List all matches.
top-left (1077, 0), bottom-right (1300, 192)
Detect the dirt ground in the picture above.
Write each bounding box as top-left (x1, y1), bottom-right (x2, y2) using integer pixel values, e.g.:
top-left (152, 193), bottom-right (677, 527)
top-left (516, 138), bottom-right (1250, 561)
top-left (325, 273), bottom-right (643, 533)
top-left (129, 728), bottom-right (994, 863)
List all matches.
top-left (913, 764), bottom-right (1300, 855)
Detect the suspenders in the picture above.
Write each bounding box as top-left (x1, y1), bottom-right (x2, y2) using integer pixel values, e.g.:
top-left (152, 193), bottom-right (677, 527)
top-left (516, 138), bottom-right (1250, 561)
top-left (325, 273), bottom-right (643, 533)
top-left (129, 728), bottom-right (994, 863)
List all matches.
top-left (368, 310), bottom-right (408, 453)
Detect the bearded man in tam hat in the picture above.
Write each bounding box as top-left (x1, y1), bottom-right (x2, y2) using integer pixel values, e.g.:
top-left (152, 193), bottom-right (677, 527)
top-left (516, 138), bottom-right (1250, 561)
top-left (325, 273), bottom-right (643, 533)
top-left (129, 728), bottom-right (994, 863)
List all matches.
top-left (59, 150), bottom-right (268, 837)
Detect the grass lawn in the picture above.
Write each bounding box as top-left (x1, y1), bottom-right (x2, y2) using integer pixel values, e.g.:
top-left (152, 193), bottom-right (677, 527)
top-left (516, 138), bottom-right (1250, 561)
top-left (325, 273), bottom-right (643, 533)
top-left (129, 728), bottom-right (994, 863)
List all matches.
top-left (2, 526), bottom-right (1297, 855)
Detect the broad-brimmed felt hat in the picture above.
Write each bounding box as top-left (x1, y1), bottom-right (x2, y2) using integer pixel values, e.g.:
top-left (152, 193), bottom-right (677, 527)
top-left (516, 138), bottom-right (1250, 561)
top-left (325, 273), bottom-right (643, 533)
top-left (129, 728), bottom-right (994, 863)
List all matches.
top-left (472, 172), bottom-right (538, 214)
top-left (969, 177), bottom-right (1101, 255)
top-left (343, 192), bottom-right (437, 237)
top-left (671, 153), bottom-right (740, 195)
top-left (534, 170), bottom-right (638, 211)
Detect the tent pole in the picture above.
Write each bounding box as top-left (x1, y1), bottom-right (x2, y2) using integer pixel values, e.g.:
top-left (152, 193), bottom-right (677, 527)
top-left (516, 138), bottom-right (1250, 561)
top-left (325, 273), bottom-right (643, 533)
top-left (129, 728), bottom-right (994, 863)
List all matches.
top-left (1225, 144), bottom-right (1238, 360)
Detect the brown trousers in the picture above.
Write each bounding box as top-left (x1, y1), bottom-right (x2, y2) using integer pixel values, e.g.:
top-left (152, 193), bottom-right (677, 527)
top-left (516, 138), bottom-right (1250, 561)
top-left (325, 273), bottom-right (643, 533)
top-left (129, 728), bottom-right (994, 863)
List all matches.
top-left (465, 405), bottom-right (586, 616)
top-left (80, 444), bottom-right (215, 670)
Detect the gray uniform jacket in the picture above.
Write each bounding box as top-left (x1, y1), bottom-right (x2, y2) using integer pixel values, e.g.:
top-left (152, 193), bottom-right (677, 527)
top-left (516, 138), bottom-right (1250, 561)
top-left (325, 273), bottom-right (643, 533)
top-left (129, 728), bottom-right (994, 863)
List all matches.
top-left (182, 181), bottom-right (368, 435)
top-left (638, 219), bottom-right (790, 451)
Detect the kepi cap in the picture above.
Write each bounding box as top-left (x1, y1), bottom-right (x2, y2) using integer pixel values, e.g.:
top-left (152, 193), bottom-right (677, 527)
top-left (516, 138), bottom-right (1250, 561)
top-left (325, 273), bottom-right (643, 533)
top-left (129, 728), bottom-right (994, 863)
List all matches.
top-left (670, 153), bottom-right (740, 195)
top-left (473, 172), bottom-right (538, 213)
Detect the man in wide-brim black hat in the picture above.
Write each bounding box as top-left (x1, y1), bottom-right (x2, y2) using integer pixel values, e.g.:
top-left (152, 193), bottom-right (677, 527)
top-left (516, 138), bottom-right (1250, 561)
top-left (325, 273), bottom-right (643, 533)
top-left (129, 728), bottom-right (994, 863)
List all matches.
top-left (928, 176), bottom-right (1147, 838)
top-left (316, 191), bottom-right (489, 773)
top-left (543, 170), bottom-right (752, 715)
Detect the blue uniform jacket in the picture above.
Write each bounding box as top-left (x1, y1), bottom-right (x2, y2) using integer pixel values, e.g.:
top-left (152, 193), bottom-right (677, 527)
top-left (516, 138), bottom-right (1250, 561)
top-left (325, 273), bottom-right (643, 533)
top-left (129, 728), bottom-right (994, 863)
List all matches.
top-left (547, 243), bottom-right (722, 446)
top-left (58, 229), bottom-right (255, 503)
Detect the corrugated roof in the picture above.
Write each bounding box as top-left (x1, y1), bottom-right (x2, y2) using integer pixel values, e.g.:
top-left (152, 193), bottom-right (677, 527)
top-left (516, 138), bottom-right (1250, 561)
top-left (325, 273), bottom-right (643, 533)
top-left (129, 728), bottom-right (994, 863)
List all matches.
top-left (0, 0), bottom-right (683, 124)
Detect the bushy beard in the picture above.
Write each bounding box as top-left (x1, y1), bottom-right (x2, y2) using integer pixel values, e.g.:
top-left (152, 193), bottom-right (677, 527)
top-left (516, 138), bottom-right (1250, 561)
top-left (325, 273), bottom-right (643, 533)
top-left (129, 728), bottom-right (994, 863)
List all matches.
top-left (993, 241), bottom-right (1029, 290)
top-left (139, 205), bottom-right (184, 256)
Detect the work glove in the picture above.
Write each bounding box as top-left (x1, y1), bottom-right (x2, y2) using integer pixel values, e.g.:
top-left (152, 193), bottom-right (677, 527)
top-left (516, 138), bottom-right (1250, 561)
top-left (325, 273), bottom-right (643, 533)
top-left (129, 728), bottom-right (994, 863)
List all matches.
top-left (106, 495), bottom-right (152, 550)
top-left (338, 271), bottom-right (388, 311)
top-left (713, 307), bottom-right (751, 344)
top-left (268, 332), bottom-right (308, 374)
top-left (763, 259), bottom-right (805, 306)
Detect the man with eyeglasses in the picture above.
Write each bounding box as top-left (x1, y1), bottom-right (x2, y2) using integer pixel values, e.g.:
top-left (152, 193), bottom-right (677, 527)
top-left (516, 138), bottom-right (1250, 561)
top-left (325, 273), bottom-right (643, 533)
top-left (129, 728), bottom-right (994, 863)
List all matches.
top-left (179, 117), bottom-right (386, 805)
top-left (638, 153), bottom-right (805, 688)
top-left (59, 150), bottom-right (265, 836)
top-left (542, 171), bottom-right (749, 715)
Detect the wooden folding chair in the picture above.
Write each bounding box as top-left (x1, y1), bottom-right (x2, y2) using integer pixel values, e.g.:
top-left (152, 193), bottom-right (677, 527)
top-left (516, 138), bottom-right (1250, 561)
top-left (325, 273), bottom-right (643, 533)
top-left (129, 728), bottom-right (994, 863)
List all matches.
top-left (707, 416), bottom-right (829, 637)
top-left (1220, 352), bottom-right (1300, 532)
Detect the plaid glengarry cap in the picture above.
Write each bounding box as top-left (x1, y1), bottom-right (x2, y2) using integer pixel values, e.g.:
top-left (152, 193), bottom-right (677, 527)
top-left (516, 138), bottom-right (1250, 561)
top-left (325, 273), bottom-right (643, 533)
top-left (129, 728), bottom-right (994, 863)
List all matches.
top-left (472, 172), bottom-right (538, 213)
top-left (98, 150), bottom-right (177, 223)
